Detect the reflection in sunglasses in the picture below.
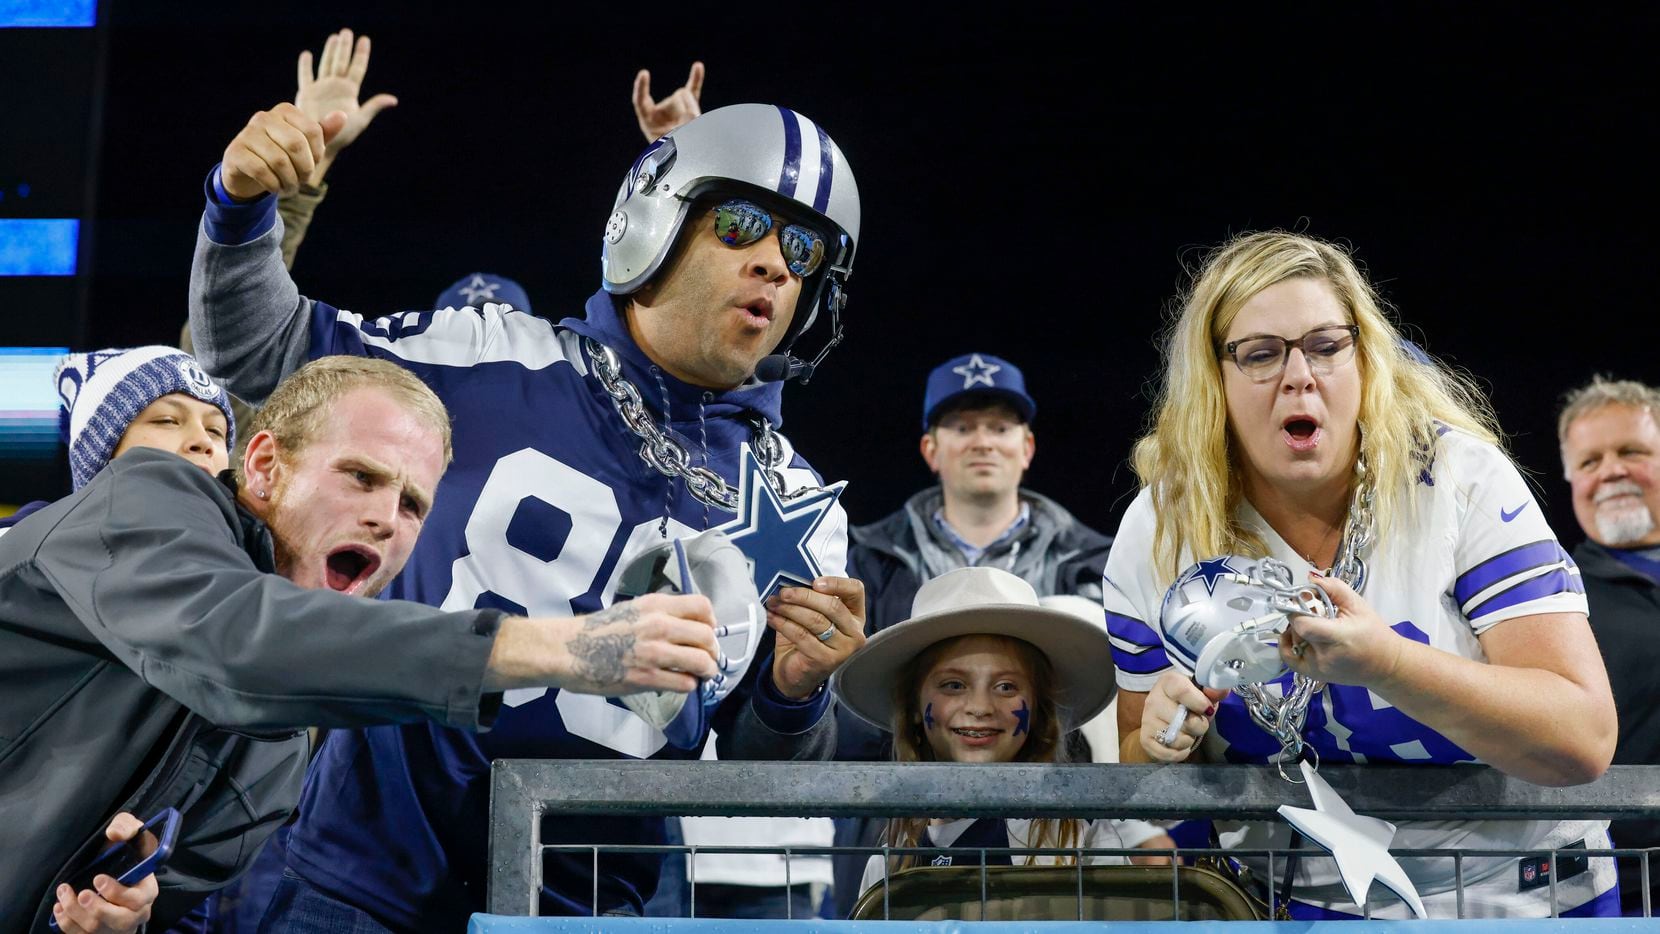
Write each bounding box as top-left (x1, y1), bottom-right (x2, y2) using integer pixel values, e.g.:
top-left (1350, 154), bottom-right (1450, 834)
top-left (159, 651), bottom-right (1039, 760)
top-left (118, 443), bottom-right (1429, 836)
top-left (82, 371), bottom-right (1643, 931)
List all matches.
top-left (712, 198), bottom-right (827, 278)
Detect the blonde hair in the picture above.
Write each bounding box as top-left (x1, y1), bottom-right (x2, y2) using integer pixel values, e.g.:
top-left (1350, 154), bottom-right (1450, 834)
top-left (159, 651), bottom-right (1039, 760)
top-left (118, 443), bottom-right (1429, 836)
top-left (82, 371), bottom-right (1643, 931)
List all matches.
top-left (882, 634), bottom-right (1082, 872)
top-left (1132, 231), bottom-right (1501, 583)
top-left (1557, 376), bottom-right (1660, 449)
top-left (234, 356), bottom-right (452, 487)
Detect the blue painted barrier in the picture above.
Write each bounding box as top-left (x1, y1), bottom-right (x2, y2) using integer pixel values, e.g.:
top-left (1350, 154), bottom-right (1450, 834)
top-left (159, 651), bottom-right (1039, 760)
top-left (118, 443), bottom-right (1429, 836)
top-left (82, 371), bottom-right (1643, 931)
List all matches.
top-left (470, 917), bottom-right (1660, 933)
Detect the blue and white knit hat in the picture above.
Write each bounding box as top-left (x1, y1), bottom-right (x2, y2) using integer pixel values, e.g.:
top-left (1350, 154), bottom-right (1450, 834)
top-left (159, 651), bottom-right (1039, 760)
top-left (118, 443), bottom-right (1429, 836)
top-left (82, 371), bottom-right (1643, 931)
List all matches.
top-left (55, 346), bottom-right (237, 490)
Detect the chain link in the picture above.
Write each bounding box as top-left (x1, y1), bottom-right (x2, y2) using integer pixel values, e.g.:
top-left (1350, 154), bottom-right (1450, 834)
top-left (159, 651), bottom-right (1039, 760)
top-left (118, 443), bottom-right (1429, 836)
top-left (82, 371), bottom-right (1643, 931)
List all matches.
top-left (585, 338), bottom-right (828, 511)
top-left (1241, 456), bottom-right (1377, 773)
top-left (1329, 455), bottom-right (1376, 591)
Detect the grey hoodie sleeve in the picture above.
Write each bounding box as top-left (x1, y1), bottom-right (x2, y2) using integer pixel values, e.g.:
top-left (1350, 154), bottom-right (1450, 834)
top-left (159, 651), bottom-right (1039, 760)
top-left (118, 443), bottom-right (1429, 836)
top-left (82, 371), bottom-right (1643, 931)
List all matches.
top-left (28, 450), bottom-right (502, 731)
top-left (188, 184), bottom-right (315, 405)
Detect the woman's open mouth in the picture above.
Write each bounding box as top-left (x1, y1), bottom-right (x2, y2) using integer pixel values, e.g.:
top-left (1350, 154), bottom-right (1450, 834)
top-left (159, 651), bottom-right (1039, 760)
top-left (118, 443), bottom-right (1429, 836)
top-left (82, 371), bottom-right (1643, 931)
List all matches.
top-left (1282, 417), bottom-right (1322, 453)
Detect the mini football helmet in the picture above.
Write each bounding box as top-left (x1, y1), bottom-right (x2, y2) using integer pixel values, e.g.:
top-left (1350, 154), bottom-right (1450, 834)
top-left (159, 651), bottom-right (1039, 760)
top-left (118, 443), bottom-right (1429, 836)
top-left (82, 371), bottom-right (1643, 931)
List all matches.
top-left (614, 528), bottom-right (763, 748)
top-left (1159, 555), bottom-right (1335, 689)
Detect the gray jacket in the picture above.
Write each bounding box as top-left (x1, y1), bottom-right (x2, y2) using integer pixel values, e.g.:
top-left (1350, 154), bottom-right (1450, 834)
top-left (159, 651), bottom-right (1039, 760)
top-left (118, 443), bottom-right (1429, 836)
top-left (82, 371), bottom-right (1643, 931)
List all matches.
top-left (849, 487), bottom-right (1113, 635)
top-left (0, 449), bottom-right (503, 931)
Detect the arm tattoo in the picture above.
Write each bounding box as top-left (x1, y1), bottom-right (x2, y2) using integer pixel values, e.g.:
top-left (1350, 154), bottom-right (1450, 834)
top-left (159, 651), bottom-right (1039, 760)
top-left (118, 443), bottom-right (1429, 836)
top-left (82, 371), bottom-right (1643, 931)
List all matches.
top-left (570, 632), bottom-right (632, 686)
top-left (582, 602), bottom-right (640, 631)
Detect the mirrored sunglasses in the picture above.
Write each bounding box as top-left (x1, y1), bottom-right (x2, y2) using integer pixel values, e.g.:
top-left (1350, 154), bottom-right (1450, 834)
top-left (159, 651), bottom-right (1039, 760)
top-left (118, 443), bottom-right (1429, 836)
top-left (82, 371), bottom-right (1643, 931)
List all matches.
top-left (713, 198), bottom-right (827, 278)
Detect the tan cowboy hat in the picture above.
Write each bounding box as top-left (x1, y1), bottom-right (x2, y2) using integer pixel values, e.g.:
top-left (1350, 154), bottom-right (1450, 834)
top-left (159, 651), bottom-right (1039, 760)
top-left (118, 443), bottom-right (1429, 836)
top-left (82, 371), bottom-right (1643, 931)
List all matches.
top-left (831, 566), bottom-right (1116, 733)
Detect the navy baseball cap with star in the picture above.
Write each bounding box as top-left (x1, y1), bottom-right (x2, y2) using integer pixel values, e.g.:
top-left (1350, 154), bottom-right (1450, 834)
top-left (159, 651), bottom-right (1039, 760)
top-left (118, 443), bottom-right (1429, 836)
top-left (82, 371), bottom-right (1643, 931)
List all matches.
top-left (922, 353), bottom-right (1037, 430)
top-left (434, 272), bottom-right (533, 314)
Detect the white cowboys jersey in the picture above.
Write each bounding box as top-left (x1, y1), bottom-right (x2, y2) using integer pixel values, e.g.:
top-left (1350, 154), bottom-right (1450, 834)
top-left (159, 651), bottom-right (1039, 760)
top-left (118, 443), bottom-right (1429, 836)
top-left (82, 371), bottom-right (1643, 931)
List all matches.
top-left (1104, 429), bottom-right (1611, 916)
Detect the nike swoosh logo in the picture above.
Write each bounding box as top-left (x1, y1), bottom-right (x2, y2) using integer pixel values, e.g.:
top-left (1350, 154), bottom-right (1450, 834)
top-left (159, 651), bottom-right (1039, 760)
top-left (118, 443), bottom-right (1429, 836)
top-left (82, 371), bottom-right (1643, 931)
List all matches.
top-left (1501, 502), bottom-right (1530, 522)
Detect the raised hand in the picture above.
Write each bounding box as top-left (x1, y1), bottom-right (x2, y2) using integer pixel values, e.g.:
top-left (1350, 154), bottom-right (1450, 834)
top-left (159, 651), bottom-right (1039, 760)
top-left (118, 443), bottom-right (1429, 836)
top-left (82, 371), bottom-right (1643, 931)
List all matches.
top-left (295, 28), bottom-right (398, 182)
top-left (632, 61), bottom-right (704, 141)
top-left (766, 576), bottom-right (867, 699)
top-left (220, 103), bottom-right (347, 200)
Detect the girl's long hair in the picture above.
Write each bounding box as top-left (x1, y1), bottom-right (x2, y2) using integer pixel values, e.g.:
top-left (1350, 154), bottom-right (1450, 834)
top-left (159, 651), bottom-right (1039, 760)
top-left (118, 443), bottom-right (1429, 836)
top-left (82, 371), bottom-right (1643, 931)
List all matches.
top-left (881, 634), bottom-right (1082, 873)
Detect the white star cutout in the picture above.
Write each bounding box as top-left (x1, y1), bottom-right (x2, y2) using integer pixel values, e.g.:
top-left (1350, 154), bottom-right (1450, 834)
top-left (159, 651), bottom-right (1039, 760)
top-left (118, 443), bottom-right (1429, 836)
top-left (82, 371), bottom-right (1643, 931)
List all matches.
top-left (1277, 760), bottom-right (1426, 917)
top-left (951, 354), bottom-right (1001, 389)
top-left (458, 275), bottom-right (499, 305)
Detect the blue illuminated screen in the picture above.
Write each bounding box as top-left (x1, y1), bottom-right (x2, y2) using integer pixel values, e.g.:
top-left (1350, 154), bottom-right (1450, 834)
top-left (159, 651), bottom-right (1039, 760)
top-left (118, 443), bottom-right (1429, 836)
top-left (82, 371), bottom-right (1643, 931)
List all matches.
top-left (0, 347), bottom-right (68, 459)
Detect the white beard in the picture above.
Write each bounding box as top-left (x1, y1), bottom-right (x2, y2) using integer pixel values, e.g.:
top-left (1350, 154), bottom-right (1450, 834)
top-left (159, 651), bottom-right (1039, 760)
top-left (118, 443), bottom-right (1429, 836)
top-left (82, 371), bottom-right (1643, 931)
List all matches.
top-left (1595, 498), bottom-right (1657, 547)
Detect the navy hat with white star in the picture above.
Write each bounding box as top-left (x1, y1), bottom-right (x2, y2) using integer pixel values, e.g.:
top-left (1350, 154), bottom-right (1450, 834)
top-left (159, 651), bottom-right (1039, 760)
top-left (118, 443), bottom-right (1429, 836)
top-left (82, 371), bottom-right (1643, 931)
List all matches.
top-left (922, 353), bottom-right (1036, 430)
top-left (434, 272), bottom-right (533, 314)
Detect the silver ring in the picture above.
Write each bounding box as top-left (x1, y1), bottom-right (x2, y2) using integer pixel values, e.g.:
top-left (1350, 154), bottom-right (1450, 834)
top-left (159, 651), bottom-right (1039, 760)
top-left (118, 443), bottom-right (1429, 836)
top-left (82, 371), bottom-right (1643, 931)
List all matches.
top-left (815, 624), bottom-right (836, 643)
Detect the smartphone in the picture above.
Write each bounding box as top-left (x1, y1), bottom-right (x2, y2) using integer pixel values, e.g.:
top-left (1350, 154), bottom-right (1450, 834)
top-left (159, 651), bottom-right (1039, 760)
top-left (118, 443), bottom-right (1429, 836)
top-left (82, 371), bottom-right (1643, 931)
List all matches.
top-left (48, 808), bottom-right (179, 929)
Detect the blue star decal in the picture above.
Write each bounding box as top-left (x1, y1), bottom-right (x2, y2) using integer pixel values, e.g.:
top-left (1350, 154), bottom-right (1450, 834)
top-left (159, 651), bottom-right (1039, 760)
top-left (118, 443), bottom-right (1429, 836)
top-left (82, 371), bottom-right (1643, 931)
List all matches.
top-left (950, 353), bottom-right (1001, 389)
top-left (1188, 556), bottom-right (1238, 595)
top-left (1012, 699), bottom-right (1030, 736)
top-left (713, 443), bottom-right (846, 601)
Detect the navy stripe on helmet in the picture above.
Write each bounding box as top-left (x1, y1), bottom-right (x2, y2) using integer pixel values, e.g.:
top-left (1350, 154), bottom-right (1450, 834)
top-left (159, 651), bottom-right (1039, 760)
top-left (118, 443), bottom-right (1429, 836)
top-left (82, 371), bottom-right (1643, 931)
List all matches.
top-left (812, 123), bottom-right (834, 213)
top-left (775, 105), bottom-right (802, 199)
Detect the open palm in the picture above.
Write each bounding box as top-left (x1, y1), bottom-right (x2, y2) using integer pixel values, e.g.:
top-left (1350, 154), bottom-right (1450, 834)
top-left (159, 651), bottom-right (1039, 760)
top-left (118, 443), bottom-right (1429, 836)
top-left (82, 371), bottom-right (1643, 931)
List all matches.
top-left (295, 29), bottom-right (397, 165)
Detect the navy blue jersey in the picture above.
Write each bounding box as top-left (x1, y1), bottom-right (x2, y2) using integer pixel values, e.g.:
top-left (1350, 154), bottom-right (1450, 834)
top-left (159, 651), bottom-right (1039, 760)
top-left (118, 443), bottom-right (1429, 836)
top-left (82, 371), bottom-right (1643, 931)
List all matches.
top-left (280, 291), bottom-right (846, 929)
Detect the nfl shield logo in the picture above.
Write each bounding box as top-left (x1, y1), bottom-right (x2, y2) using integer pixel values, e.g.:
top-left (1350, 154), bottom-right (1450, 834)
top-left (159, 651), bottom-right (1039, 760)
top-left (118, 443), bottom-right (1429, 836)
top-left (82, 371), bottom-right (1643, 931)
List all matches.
top-left (1522, 863), bottom-right (1537, 884)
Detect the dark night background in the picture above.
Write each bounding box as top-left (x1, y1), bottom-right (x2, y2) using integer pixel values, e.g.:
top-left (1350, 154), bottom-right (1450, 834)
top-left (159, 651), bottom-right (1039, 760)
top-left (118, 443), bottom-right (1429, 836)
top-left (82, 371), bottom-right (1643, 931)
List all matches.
top-left (2, 3), bottom-right (1656, 548)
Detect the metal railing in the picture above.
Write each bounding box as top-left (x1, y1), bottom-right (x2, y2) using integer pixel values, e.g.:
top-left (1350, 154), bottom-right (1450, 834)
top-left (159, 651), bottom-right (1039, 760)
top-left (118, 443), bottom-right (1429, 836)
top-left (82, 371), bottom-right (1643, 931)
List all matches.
top-left (486, 761), bottom-right (1660, 917)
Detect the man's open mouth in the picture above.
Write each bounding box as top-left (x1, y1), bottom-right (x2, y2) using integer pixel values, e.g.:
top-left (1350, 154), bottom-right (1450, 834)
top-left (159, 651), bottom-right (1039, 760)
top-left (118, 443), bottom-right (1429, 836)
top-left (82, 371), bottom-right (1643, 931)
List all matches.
top-left (324, 544), bottom-right (382, 595)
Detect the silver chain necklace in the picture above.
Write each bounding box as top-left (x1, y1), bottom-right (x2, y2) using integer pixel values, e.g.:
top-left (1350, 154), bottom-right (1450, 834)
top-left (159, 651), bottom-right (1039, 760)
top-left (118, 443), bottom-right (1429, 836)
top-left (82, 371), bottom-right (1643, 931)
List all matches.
top-left (585, 338), bottom-right (825, 510)
top-left (1235, 458), bottom-right (1377, 779)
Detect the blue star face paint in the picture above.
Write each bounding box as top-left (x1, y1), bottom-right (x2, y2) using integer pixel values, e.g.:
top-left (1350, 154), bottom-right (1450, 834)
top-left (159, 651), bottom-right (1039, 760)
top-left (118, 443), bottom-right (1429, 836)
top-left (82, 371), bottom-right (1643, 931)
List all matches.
top-left (1013, 699), bottom-right (1030, 736)
top-left (923, 703), bottom-right (935, 730)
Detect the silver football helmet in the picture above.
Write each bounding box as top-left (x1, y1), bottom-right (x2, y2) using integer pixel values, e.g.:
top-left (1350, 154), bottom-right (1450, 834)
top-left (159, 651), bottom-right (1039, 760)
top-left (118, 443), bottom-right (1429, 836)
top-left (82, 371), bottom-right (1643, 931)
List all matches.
top-left (601, 103), bottom-right (860, 376)
top-left (1159, 556), bottom-right (1335, 690)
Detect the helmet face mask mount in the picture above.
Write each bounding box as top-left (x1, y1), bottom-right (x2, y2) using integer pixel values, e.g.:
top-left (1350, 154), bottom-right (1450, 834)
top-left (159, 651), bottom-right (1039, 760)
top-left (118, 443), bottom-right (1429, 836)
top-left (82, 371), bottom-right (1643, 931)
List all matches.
top-left (602, 104), bottom-right (860, 383)
top-left (1160, 555), bottom-right (1337, 690)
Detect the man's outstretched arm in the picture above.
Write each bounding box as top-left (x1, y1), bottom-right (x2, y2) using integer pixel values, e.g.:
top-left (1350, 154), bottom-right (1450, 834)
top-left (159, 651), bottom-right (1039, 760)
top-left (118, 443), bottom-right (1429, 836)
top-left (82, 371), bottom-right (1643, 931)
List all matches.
top-left (30, 451), bottom-right (722, 731)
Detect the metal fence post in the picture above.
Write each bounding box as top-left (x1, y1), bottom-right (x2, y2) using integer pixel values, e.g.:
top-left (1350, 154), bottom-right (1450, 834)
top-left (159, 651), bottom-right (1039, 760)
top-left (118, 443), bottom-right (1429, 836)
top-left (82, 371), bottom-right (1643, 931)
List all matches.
top-left (486, 759), bottom-right (545, 915)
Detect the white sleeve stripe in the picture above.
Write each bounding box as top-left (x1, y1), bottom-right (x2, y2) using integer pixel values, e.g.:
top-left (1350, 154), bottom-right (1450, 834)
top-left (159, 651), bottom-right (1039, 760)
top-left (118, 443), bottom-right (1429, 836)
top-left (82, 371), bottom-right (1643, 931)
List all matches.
top-left (1108, 636), bottom-right (1159, 655)
top-left (334, 304), bottom-right (570, 370)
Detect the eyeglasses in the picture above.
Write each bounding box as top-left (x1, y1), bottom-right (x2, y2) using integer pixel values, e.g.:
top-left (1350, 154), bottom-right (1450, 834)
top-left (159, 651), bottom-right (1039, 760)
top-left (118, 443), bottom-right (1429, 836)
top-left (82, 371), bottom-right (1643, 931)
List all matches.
top-left (1221, 325), bottom-right (1360, 383)
top-left (712, 199), bottom-right (827, 278)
